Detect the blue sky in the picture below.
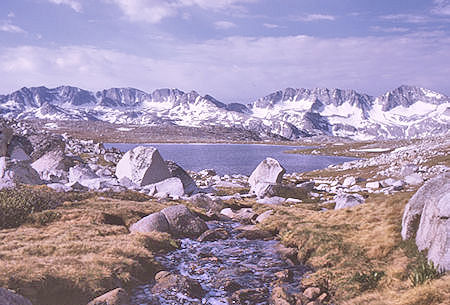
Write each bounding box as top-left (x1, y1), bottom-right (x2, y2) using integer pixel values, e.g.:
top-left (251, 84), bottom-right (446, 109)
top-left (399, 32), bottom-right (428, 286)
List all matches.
top-left (0, 0), bottom-right (449, 102)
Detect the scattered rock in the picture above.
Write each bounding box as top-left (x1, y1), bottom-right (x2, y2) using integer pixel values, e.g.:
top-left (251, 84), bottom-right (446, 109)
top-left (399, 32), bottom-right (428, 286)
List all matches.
top-left (334, 193), bottom-right (365, 210)
top-left (401, 163), bottom-right (419, 177)
top-left (0, 127), bottom-right (13, 157)
top-left (189, 193), bottom-right (225, 214)
top-left (230, 288), bottom-right (268, 304)
top-left (275, 244), bottom-right (299, 265)
top-left (165, 160), bottom-right (198, 195)
top-left (249, 158), bottom-right (285, 195)
top-left (86, 288), bottom-right (130, 305)
top-left (381, 178), bottom-right (404, 190)
top-left (160, 205), bottom-right (208, 238)
top-left (0, 288), bottom-right (33, 305)
top-left (151, 177), bottom-right (185, 197)
top-left (129, 212), bottom-right (170, 234)
top-left (365, 181), bottom-right (380, 189)
top-left (342, 176), bottom-right (356, 187)
top-left (197, 228), bottom-right (229, 242)
top-left (152, 271), bottom-right (204, 298)
top-left (303, 287), bottom-right (321, 300)
top-left (255, 210), bottom-right (274, 223)
top-left (271, 285), bottom-right (295, 305)
top-left (220, 208), bottom-right (257, 224)
top-left (0, 157), bottom-right (42, 187)
top-left (235, 227), bottom-right (273, 240)
top-left (404, 173), bottom-right (424, 186)
top-left (115, 146), bottom-right (171, 187)
top-left (274, 269), bottom-right (293, 282)
top-left (256, 196), bottom-right (286, 205)
top-left (258, 183), bottom-right (309, 200)
top-left (68, 164), bottom-right (99, 183)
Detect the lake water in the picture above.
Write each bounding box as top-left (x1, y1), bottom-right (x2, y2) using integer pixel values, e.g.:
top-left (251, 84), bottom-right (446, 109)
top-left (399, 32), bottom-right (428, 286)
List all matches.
top-left (105, 143), bottom-right (355, 176)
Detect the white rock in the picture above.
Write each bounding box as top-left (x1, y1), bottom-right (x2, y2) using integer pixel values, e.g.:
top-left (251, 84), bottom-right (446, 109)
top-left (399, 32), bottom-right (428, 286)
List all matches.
top-left (416, 189), bottom-right (450, 270)
top-left (68, 164), bottom-right (99, 183)
top-left (366, 181), bottom-right (380, 189)
top-left (46, 183), bottom-right (72, 192)
top-left (115, 146), bottom-right (171, 186)
top-left (256, 196), bottom-right (286, 205)
top-left (334, 193), bottom-right (365, 210)
top-left (153, 177), bottom-right (185, 197)
top-left (248, 158), bottom-right (285, 194)
top-left (401, 172), bottom-right (450, 241)
top-left (404, 173), bottom-right (424, 186)
top-left (342, 176), bottom-right (356, 187)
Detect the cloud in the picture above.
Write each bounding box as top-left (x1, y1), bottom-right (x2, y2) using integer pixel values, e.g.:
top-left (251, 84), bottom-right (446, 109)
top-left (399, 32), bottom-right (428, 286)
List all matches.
top-left (432, 0), bottom-right (450, 15)
top-left (0, 21), bottom-right (26, 33)
top-left (48, 0), bottom-right (82, 12)
top-left (295, 14), bottom-right (336, 22)
top-left (108, 0), bottom-right (258, 23)
top-left (214, 21), bottom-right (237, 30)
top-left (263, 23), bottom-right (281, 29)
top-left (370, 26), bottom-right (409, 33)
top-left (0, 33), bottom-right (449, 101)
top-left (380, 14), bottom-right (428, 24)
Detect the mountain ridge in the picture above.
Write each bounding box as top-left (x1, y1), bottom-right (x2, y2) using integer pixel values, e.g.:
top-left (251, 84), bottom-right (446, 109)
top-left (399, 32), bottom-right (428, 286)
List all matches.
top-left (0, 85), bottom-right (448, 140)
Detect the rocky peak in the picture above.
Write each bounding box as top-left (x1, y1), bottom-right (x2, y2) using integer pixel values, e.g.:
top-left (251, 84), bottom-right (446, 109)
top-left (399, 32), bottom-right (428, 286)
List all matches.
top-left (96, 87), bottom-right (148, 107)
top-left (377, 85), bottom-right (449, 111)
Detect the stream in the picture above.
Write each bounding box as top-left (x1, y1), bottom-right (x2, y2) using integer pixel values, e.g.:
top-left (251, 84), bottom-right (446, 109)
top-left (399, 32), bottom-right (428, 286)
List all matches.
top-left (130, 221), bottom-right (309, 305)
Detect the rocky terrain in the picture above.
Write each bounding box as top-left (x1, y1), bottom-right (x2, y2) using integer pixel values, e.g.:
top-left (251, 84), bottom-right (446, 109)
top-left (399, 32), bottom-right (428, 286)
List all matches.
top-left (0, 117), bottom-right (449, 305)
top-left (0, 85), bottom-right (449, 141)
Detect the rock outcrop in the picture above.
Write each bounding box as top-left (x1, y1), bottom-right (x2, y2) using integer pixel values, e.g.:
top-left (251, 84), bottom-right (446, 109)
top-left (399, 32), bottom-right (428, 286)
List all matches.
top-left (115, 146), bottom-right (171, 186)
top-left (401, 173), bottom-right (450, 271)
top-left (401, 173), bottom-right (450, 240)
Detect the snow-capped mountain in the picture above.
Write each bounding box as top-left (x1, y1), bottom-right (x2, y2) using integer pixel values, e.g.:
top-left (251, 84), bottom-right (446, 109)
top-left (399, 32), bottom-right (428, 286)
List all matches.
top-left (0, 85), bottom-right (448, 140)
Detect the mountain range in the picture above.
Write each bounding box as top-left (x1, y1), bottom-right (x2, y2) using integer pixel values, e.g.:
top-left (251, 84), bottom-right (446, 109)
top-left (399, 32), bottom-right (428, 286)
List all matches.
top-left (0, 85), bottom-right (449, 140)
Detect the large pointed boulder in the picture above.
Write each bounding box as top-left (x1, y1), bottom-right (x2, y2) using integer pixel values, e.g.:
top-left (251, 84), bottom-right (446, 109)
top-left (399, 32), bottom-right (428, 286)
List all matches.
top-left (248, 158), bottom-right (286, 195)
top-left (115, 146), bottom-right (171, 187)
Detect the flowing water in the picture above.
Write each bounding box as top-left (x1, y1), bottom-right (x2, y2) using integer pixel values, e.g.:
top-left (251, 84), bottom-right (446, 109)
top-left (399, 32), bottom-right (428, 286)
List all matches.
top-left (131, 221), bottom-right (309, 305)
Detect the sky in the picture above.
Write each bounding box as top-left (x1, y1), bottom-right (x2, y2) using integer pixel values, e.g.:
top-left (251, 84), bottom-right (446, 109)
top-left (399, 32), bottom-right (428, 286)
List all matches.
top-left (0, 0), bottom-right (449, 102)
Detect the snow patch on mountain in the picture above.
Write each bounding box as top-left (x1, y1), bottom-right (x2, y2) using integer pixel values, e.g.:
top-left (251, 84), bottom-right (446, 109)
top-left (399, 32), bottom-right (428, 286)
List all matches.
top-left (0, 85), bottom-right (448, 140)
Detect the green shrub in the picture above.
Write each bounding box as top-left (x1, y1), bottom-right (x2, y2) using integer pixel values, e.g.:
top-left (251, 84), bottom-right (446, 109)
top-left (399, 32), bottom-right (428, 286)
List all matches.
top-left (409, 259), bottom-right (444, 287)
top-left (352, 270), bottom-right (385, 291)
top-left (27, 210), bottom-right (62, 226)
top-left (0, 187), bottom-right (59, 229)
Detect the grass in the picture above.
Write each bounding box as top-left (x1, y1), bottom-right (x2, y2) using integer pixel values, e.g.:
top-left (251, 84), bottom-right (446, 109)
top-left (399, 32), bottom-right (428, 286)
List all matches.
top-left (256, 189), bottom-right (449, 304)
top-left (0, 192), bottom-right (177, 305)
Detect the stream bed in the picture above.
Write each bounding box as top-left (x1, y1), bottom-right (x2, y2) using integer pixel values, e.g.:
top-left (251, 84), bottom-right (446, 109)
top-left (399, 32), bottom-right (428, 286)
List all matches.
top-left (131, 221), bottom-right (309, 305)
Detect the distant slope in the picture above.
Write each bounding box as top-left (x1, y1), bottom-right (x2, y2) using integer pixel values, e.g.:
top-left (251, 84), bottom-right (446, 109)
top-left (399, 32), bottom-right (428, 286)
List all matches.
top-left (0, 85), bottom-right (448, 140)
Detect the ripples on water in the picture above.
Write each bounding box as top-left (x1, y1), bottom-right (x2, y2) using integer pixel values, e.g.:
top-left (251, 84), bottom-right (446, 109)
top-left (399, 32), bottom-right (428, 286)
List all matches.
top-left (105, 143), bottom-right (355, 175)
